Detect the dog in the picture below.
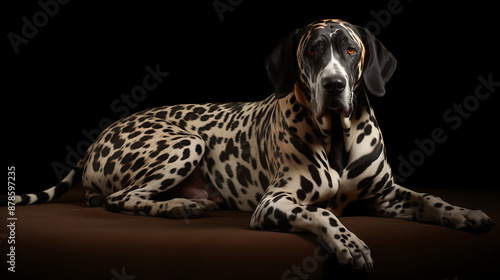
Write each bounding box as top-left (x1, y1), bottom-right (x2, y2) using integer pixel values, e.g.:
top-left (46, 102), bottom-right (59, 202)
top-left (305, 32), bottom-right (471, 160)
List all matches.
top-left (6, 19), bottom-right (494, 271)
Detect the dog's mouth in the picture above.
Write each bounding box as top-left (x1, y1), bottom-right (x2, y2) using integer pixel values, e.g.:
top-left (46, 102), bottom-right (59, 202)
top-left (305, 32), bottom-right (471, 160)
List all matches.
top-left (331, 105), bottom-right (353, 118)
top-left (310, 91), bottom-right (353, 118)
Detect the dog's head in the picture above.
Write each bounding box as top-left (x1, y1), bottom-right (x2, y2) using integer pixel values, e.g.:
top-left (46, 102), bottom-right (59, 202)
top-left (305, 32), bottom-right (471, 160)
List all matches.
top-left (266, 19), bottom-right (397, 117)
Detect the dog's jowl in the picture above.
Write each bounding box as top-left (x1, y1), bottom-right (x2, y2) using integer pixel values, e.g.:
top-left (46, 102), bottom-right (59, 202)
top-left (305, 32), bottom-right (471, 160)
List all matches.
top-left (7, 19), bottom-right (494, 271)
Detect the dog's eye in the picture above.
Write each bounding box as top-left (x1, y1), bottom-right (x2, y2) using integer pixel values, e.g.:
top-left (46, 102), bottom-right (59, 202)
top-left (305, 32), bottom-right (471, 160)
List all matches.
top-left (347, 47), bottom-right (356, 55)
top-left (308, 49), bottom-right (315, 56)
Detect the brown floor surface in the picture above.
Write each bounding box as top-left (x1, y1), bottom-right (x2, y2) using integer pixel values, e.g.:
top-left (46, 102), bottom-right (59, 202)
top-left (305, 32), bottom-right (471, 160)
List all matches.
top-left (1, 185), bottom-right (499, 280)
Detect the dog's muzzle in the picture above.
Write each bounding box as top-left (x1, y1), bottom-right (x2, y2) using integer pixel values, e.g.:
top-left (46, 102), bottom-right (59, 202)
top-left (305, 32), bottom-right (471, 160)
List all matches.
top-left (311, 74), bottom-right (352, 118)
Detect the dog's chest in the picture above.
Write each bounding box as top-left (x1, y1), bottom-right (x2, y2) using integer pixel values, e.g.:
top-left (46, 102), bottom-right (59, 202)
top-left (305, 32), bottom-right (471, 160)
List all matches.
top-left (331, 104), bottom-right (392, 213)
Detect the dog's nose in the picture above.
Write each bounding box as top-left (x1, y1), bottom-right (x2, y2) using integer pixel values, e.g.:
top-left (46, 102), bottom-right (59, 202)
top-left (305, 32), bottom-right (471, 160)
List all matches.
top-left (322, 76), bottom-right (346, 94)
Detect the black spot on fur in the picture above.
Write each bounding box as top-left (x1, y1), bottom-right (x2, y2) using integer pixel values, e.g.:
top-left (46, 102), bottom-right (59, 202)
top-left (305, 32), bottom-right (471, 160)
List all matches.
top-left (308, 165), bottom-right (321, 186)
top-left (130, 141), bottom-right (145, 150)
top-left (259, 172), bottom-right (269, 188)
top-left (274, 208), bottom-right (292, 231)
top-left (236, 164), bottom-right (252, 188)
top-left (356, 134), bottom-right (365, 144)
top-left (93, 160), bottom-right (101, 172)
top-left (364, 124), bottom-right (372, 135)
top-left (290, 135), bottom-right (320, 168)
top-left (291, 153), bottom-right (302, 165)
top-left (109, 151), bottom-right (123, 160)
top-left (296, 189), bottom-right (306, 200)
top-left (329, 218), bottom-right (339, 227)
top-left (103, 160), bottom-right (115, 176)
top-left (184, 112), bottom-right (199, 121)
top-left (177, 162), bottom-right (192, 177)
top-left (131, 157), bottom-right (146, 172)
top-left (311, 191), bottom-right (319, 201)
top-left (300, 176), bottom-right (313, 193)
top-left (225, 164), bottom-right (234, 178)
top-left (346, 140), bottom-right (383, 179)
top-left (157, 153), bottom-right (169, 162)
top-left (173, 140), bottom-right (191, 149)
top-left (227, 180), bottom-right (239, 198)
top-left (181, 148), bottom-right (190, 160)
top-left (121, 152), bottom-right (139, 165)
top-left (101, 147), bottom-right (110, 157)
top-left (247, 200), bottom-right (256, 209)
top-left (110, 134), bottom-right (125, 149)
top-left (305, 206), bottom-right (317, 212)
top-left (160, 179), bottom-right (175, 190)
top-left (220, 139), bottom-right (239, 162)
top-left (304, 133), bottom-right (313, 143)
top-left (128, 131), bottom-right (141, 139)
top-left (227, 197), bottom-right (238, 209)
top-left (195, 144), bottom-right (203, 155)
top-left (168, 155), bottom-right (179, 163)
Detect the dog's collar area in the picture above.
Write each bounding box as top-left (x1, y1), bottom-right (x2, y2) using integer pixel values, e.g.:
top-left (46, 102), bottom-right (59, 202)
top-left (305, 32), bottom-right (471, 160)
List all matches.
top-left (291, 81), bottom-right (367, 119)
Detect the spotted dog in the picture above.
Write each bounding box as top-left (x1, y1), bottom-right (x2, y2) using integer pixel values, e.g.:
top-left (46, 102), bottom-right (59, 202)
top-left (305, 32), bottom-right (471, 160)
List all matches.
top-left (6, 19), bottom-right (494, 271)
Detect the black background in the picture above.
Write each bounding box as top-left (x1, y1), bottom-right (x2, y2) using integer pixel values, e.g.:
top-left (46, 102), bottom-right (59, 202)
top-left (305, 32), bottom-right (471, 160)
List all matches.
top-left (5, 0), bottom-right (499, 195)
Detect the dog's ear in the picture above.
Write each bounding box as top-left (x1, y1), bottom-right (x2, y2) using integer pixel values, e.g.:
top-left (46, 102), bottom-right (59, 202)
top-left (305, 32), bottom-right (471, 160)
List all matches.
top-left (265, 29), bottom-right (300, 98)
top-left (358, 28), bottom-right (397, 97)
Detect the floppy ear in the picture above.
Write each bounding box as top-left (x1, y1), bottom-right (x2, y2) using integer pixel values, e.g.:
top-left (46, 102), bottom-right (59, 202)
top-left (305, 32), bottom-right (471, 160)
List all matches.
top-left (265, 29), bottom-right (299, 98)
top-left (359, 28), bottom-right (397, 97)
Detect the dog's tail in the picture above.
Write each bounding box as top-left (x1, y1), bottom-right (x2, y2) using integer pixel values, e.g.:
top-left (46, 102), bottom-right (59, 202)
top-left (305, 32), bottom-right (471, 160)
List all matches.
top-left (1, 159), bottom-right (85, 206)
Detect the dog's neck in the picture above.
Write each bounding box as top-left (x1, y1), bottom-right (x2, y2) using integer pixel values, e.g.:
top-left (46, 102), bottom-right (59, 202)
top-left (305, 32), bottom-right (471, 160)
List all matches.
top-left (290, 83), bottom-right (370, 139)
top-left (291, 83), bottom-right (333, 150)
top-left (286, 83), bottom-right (373, 172)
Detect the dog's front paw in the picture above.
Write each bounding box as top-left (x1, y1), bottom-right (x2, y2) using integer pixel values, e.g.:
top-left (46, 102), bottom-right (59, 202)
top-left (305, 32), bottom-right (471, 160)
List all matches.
top-left (329, 229), bottom-right (374, 272)
top-left (442, 209), bottom-right (495, 234)
top-left (191, 198), bottom-right (221, 211)
top-left (157, 198), bottom-right (205, 219)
